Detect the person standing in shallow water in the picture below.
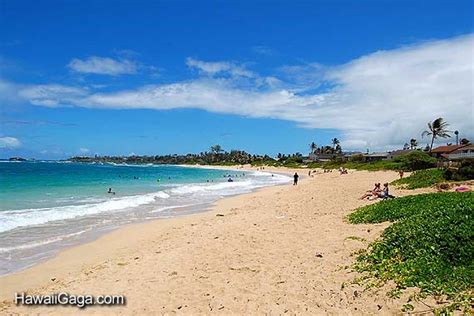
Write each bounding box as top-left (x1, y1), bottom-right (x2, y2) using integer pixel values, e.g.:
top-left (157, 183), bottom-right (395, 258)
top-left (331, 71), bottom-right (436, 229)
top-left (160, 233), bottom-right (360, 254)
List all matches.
top-left (293, 172), bottom-right (299, 185)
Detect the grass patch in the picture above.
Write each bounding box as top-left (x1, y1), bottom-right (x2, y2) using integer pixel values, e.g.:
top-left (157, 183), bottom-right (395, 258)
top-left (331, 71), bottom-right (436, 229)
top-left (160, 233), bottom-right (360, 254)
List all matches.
top-left (348, 192), bottom-right (474, 313)
top-left (320, 151), bottom-right (438, 172)
top-left (347, 192), bottom-right (467, 224)
top-left (322, 160), bottom-right (402, 171)
top-left (391, 168), bottom-right (445, 189)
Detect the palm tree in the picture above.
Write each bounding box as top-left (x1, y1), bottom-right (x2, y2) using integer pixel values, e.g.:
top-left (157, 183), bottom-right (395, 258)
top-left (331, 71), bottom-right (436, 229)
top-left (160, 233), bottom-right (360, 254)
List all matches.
top-left (410, 138), bottom-right (418, 149)
top-left (309, 142), bottom-right (317, 154)
top-left (331, 138), bottom-right (340, 149)
top-left (210, 145), bottom-right (223, 155)
top-left (421, 117), bottom-right (451, 153)
top-left (323, 145), bottom-right (333, 154)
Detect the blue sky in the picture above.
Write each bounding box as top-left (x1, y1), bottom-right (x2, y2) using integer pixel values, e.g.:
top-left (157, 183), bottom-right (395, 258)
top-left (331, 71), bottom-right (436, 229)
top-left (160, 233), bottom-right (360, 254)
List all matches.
top-left (1, 0), bottom-right (473, 159)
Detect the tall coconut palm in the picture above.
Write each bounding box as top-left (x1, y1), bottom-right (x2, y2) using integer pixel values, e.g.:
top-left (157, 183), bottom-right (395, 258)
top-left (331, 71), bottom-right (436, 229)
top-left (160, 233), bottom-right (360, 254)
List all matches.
top-left (331, 138), bottom-right (340, 150)
top-left (309, 142), bottom-right (317, 154)
top-left (421, 118), bottom-right (451, 153)
top-left (210, 145), bottom-right (223, 156)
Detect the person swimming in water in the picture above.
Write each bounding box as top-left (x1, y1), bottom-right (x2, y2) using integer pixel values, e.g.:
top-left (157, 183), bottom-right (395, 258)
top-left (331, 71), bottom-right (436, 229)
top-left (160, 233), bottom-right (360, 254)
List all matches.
top-left (228, 177), bottom-right (234, 182)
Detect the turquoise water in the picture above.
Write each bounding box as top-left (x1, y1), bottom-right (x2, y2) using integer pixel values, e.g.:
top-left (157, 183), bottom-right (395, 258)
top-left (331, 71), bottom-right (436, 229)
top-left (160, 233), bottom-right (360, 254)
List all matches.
top-left (0, 161), bottom-right (290, 275)
top-left (0, 161), bottom-right (232, 211)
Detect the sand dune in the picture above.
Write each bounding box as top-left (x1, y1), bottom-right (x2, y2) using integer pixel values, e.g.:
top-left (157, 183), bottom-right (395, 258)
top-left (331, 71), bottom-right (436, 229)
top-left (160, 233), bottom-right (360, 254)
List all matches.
top-left (0, 168), bottom-right (434, 314)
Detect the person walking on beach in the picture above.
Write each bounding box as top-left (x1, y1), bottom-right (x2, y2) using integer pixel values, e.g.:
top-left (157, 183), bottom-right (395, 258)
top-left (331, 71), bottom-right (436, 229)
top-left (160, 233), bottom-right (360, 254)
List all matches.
top-left (293, 172), bottom-right (299, 185)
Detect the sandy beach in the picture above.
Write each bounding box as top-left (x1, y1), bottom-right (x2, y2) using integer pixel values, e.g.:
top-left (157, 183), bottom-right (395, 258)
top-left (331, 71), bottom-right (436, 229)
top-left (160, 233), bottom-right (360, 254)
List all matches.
top-left (0, 167), bottom-right (434, 314)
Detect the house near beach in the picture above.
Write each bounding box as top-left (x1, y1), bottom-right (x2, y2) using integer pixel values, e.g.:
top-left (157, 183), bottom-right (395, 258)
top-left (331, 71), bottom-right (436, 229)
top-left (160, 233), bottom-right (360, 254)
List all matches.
top-left (308, 152), bottom-right (338, 162)
top-left (447, 144), bottom-right (474, 160)
top-left (430, 144), bottom-right (469, 159)
top-left (364, 152), bottom-right (390, 161)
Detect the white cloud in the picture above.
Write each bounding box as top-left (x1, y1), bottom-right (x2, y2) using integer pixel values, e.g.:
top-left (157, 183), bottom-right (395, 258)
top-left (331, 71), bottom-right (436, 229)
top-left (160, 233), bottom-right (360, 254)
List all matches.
top-left (9, 34), bottom-right (474, 151)
top-left (68, 56), bottom-right (137, 75)
top-left (278, 63), bottom-right (327, 90)
top-left (0, 136), bottom-right (21, 149)
top-left (18, 84), bottom-right (88, 107)
top-left (79, 147), bottom-right (90, 154)
top-left (316, 35), bottom-right (474, 149)
top-left (186, 57), bottom-right (255, 78)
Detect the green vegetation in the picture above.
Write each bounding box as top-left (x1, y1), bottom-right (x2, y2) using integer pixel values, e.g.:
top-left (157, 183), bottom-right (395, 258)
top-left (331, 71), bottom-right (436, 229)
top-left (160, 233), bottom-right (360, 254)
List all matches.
top-left (70, 145), bottom-right (314, 167)
top-left (444, 160), bottom-right (474, 181)
top-left (322, 159), bottom-right (401, 171)
top-left (392, 160), bottom-right (474, 190)
top-left (392, 168), bottom-right (445, 189)
top-left (392, 150), bottom-right (437, 171)
top-left (321, 151), bottom-right (437, 172)
top-left (348, 192), bottom-right (474, 313)
top-left (71, 148), bottom-right (261, 165)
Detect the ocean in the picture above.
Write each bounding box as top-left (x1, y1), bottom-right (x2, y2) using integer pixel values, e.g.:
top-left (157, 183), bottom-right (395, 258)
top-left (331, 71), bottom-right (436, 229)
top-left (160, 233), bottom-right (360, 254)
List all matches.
top-left (0, 161), bottom-right (290, 275)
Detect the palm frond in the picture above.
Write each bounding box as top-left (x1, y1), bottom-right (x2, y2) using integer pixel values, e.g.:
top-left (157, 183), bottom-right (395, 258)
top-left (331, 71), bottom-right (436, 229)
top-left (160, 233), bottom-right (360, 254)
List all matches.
top-left (438, 132), bottom-right (452, 139)
top-left (421, 130), bottom-right (431, 137)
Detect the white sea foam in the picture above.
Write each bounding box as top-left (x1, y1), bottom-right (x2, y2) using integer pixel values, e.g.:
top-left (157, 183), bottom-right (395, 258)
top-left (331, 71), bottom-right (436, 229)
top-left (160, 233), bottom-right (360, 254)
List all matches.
top-left (0, 191), bottom-right (170, 233)
top-left (0, 229), bottom-right (91, 253)
top-left (151, 203), bottom-right (197, 213)
top-left (0, 170), bottom-right (289, 234)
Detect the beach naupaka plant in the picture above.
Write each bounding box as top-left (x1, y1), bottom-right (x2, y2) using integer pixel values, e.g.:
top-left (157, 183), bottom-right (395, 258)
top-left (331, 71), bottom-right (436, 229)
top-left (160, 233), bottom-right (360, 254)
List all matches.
top-left (421, 117), bottom-right (451, 152)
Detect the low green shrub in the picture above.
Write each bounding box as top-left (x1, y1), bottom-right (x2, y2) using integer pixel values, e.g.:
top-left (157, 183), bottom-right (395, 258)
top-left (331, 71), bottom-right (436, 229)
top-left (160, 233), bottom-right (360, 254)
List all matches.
top-left (392, 168), bottom-right (445, 189)
top-left (393, 150), bottom-right (437, 171)
top-left (444, 160), bottom-right (474, 181)
top-left (323, 160), bottom-right (402, 171)
top-left (250, 159), bottom-right (281, 167)
top-left (348, 192), bottom-right (474, 312)
top-left (348, 192), bottom-right (472, 223)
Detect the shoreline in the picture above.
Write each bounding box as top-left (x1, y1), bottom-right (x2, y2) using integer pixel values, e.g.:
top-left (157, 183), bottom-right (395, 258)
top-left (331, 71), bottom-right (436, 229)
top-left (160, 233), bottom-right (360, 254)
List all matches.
top-left (0, 164), bottom-right (293, 277)
top-left (0, 165), bottom-right (300, 300)
top-left (0, 168), bottom-right (433, 314)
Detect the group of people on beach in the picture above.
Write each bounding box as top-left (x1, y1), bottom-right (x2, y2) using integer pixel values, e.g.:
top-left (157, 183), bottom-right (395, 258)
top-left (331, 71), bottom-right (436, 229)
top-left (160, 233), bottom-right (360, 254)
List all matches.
top-left (360, 183), bottom-right (394, 200)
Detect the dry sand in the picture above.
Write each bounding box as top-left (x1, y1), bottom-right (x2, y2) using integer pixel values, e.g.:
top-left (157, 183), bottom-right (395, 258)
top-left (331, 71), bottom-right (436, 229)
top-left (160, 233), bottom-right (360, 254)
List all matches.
top-left (0, 168), bottom-right (435, 315)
